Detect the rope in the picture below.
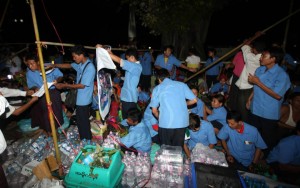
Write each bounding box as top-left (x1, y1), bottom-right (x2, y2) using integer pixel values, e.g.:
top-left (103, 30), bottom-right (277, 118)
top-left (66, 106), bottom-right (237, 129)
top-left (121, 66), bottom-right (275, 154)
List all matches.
top-left (47, 102), bottom-right (78, 156)
top-left (40, 0), bottom-right (65, 55)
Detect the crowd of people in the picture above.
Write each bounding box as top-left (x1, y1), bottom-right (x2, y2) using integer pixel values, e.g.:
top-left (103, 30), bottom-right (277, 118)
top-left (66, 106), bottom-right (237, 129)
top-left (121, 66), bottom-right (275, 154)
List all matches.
top-left (1, 34), bottom-right (300, 186)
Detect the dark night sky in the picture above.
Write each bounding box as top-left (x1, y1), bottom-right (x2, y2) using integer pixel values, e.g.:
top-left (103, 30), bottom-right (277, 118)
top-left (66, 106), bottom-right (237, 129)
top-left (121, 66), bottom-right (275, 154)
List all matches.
top-left (1, 0), bottom-right (300, 54)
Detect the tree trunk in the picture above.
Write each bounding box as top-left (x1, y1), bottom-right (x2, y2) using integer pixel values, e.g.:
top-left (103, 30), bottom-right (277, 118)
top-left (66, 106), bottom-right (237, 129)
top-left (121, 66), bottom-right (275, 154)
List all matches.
top-left (161, 15), bottom-right (212, 61)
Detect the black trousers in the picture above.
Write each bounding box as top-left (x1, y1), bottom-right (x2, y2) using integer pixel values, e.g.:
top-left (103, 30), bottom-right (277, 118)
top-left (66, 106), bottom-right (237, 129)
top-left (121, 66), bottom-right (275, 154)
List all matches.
top-left (237, 88), bottom-right (252, 123)
top-left (30, 89), bottom-right (64, 132)
top-left (227, 74), bottom-right (239, 111)
top-left (0, 165), bottom-right (8, 188)
top-left (248, 113), bottom-right (279, 158)
top-left (139, 74), bottom-right (152, 92)
top-left (76, 104), bottom-right (92, 140)
top-left (158, 127), bottom-right (185, 147)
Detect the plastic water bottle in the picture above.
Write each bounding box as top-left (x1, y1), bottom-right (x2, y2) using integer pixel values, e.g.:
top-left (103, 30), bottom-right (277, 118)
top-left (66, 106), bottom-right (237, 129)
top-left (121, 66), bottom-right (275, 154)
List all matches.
top-left (141, 162), bottom-right (151, 186)
top-left (82, 153), bottom-right (95, 165)
top-left (135, 161), bottom-right (143, 187)
top-left (121, 173), bottom-right (127, 187)
top-left (126, 162), bottom-right (135, 187)
top-left (150, 165), bottom-right (160, 188)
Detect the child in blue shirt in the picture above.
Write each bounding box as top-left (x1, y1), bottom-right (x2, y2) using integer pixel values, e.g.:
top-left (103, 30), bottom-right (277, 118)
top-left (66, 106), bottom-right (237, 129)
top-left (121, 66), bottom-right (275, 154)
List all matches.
top-left (206, 94), bottom-right (228, 134)
top-left (120, 108), bottom-right (152, 154)
top-left (184, 113), bottom-right (217, 159)
top-left (209, 74), bottom-right (229, 98)
top-left (189, 86), bottom-right (207, 119)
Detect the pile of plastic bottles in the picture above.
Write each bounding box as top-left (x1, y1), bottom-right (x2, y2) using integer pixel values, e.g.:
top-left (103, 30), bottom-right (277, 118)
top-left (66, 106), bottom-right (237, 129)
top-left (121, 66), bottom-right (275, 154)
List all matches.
top-left (150, 145), bottom-right (187, 188)
top-left (191, 143), bottom-right (228, 167)
top-left (121, 151), bottom-right (152, 187)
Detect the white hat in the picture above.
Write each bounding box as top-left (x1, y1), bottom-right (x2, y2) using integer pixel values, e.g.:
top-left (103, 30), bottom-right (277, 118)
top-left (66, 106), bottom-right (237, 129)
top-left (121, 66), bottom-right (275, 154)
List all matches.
top-left (0, 95), bottom-right (15, 118)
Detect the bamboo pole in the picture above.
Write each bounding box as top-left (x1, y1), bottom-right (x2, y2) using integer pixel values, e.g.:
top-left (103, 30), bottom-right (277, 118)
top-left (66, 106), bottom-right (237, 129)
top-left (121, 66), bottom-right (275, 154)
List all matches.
top-left (282, 0), bottom-right (294, 53)
top-left (184, 8), bottom-right (300, 83)
top-left (36, 41), bottom-right (160, 52)
top-left (36, 41), bottom-right (124, 50)
top-left (0, 0), bottom-right (10, 30)
top-left (28, 0), bottom-right (63, 176)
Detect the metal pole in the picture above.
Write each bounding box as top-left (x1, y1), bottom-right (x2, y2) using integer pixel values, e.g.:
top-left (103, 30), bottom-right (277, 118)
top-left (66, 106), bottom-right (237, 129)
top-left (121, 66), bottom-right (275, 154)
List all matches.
top-left (28, 0), bottom-right (63, 176)
top-left (184, 8), bottom-right (300, 83)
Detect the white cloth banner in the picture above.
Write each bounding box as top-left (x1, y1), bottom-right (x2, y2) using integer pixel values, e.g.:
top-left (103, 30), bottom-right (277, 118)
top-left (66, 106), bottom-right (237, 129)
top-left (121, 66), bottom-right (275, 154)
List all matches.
top-left (32, 82), bottom-right (55, 97)
top-left (97, 70), bottom-right (113, 120)
top-left (96, 48), bottom-right (116, 71)
top-left (96, 47), bottom-right (116, 120)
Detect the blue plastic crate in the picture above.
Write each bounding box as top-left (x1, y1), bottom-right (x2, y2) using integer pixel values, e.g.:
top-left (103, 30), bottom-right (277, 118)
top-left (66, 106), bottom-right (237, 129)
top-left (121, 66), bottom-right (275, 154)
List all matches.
top-left (64, 145), bottom-right (124, 188)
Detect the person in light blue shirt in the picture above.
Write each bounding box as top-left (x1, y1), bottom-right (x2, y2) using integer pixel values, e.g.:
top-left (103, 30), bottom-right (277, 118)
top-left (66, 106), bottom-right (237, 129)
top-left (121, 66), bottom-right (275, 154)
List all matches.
top-left (138, 85), bottom-right (150, 103)
top-left (150, 69), bottom-right (197, 147)
top-left (120, 108), bottom-right (152, 153)
top-left (25, 53), bottom-right (64, 135)
top-left (184, 113), bottom-right (217, 159)
top-left (205, 48), bottom-right (223, 88)
top-left (209, 74), bottom-right (229, 95)
top-left (154, 45), bottom-right (194, 80)
top-left (206, 94), bottom-right (227, 134)
top-left (218, 111), bottom-right (267, 170)
top-left (97, 45), bottom-right (142, 119)
top-left (52, 45), bottom-right (96, 140)
top-left (139, 50), bottom-right (154, 91)
top-left (247, 46), bottom-right (291, 156)
top-left (143, 102), bottom-right (159, 144)
top-left (189, 86), bottom-right (206, 119)
top-left (267, 121), bottom-right (300, 165)
top-left (266, 122), bottom-right (300, 183)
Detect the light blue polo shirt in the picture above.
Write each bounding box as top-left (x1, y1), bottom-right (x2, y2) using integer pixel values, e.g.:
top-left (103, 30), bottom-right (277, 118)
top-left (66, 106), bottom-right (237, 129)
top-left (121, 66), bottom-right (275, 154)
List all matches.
top-left (120, 121), bottom-right (152, 153)
top-left (205, 57), bottom-right (223, 76)
top-left (150, 78), bottom-right (196, 129)
top-left (209, 83), bottom-right (229, 94)
top-left (143, 103), bottom-right (158, 137)
top-left (154, 54), bottom-right (181, 80)
top-left (207, 106), bottom-right (227, 126)
top-left (140, 52), bottom-right (152, 75)
top-left (186, 120), bottom-right (217, 149)
top-left (267, 135), bottom-right (300, 165)
top-left (190, 98), bottom-right (205, 118)
top-left (251, 64), bottom-right (291, 120)
top-left (71, 61), bottom-right (95, 106)
top-left (120, 60), bottom-right (142, 103)
top-left (138, 91), bottom-right (150, 102)
top-left (26, 68), bottom-right (63, 89)
top-left (217, 123), bottom-right (267, 167)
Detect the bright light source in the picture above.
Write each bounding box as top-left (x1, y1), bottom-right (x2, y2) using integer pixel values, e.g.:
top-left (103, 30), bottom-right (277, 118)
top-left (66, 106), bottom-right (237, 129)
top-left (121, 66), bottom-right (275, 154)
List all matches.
top-left (20, 19), bottom-right (23, 22)
top-left (14, 19), bottom-right (17, 22)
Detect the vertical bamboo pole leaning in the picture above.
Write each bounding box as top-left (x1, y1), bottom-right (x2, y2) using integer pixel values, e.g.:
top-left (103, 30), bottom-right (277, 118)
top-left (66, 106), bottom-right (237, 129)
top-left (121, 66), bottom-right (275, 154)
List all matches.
top-left (184, 8), bottom-right (300, 83)
top-left (282, 0), bottom-right (294, 53)
top-left (28, 0), bottom-right (63, 176)
top-left (0, 0), bottom-right (11, 30)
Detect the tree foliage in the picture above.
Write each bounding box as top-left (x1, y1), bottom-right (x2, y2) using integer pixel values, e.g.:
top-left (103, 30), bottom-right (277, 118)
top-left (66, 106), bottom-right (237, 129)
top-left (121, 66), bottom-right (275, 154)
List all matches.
top-left (122, 0), bottom-right (229, 58)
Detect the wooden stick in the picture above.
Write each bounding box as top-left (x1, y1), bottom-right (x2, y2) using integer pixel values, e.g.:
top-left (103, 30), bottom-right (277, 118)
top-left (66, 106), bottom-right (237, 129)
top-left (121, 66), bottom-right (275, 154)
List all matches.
top-left (184, 8), bottom-right (300, 83)
top-left (36, 41), bottom-right (160, 52)
top-left (29, 0), bottom-right (63, 177)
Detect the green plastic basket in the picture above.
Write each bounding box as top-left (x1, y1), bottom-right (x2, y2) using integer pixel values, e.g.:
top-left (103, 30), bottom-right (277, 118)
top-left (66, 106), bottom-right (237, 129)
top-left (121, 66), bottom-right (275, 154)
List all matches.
top-left (64, 145), bottom-right (124, 188)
